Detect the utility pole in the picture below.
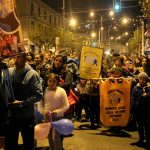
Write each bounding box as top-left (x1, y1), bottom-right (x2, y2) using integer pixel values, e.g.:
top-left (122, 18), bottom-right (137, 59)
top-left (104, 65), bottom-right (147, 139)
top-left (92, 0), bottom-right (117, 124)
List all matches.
top-left (62, 0), bottom-right (65, 49)
top-left (108, 29), bottom-right (110, 50)
top-left (141, 21), bottom-right (145, 55)
top-left (63, 0), bottom-right (65, 29)
top-left (98, 28), bottom-right (101, 47)
top-left (101, 16), bottom-right (103, 45)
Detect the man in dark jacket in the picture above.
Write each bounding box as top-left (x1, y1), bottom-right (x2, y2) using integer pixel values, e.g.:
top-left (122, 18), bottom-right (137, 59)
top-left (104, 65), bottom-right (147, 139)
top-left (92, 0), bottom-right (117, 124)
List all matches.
top-left (5, 52), bottom-right (43, 150)
top-left (0, 61), bottom-right (9, 136)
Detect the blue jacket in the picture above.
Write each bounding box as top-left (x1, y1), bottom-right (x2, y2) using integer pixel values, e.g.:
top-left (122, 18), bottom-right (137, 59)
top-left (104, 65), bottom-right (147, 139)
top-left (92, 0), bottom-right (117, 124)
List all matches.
top-left (131, 83), bottom-right (150, 118)
top-left (9, 63), bottom-right (43, 118)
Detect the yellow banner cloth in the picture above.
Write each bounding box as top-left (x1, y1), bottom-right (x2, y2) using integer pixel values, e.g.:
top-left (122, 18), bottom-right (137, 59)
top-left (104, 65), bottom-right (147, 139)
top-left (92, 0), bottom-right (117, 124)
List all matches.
top-left (79, 46), bottom-right (103, 79)
top-left (100, 78), bottom-right (132, 127)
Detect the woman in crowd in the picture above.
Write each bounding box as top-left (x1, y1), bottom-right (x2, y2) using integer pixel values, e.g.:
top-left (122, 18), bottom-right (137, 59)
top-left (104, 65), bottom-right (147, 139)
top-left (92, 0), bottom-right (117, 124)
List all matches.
top-left (49, 54), bottom-right (74, 91)
top-left (134, 57), bottom-right (150, 77)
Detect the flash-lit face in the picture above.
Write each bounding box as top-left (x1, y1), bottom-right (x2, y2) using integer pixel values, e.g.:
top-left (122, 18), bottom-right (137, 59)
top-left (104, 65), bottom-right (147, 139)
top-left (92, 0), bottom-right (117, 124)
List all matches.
top-left (34, 55), bottom-right (42, 65)
top-left (47, 75), bottom-right (58, 90)
top-left (142, 58), bottom-right (147, 66)
top-left (44, 53), bottom-right (50, 60)
top-left (128, 64), bottom-right (134, 72)
top-left (80, 79), bottom-right (87, 85)
top-left (135, 58), bottom-right (140, 64)
top-left (54, 57), bottom-right (63, 68)
top-left (115, 59), bottom-right (122, 67)
top-left (138, 77), bottom-right (147, 87)
top-left (14, 55), bottom-right (26, 70)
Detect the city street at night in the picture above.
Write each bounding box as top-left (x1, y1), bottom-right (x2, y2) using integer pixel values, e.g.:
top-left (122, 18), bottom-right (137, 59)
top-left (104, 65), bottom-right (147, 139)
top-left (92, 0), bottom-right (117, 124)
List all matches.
top-left (0, 0), bottom-right (150, 150)
top-left (19, 120), bottom-right (146, 150)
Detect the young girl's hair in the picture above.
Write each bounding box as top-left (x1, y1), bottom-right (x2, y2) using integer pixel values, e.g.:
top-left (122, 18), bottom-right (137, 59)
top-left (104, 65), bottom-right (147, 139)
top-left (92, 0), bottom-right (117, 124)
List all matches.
top-left (48, 73), bottom-right (60, 84)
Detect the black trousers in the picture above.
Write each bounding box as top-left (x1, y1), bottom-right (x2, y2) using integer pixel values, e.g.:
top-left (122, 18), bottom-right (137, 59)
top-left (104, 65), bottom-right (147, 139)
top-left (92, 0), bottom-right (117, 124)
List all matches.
top-left (78, 96), bottom-right (89, 119)
top-left (89, 95), bottom-right (100, 126)
top-left (5, 117), bottom-right (34, 150)
top-left (136, 116), bottom-right (150, 144)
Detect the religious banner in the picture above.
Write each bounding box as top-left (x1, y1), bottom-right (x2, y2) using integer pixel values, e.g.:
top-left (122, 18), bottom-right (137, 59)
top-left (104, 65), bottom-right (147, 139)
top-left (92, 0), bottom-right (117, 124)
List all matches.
top-left (0, 0), bottom-right (20, 34)
top-left (79, 46), bottom-right (103, 79)
top-left (100, 78), bottom-right (132, 127)
top-left (0, 0), bottom-right (24, 58)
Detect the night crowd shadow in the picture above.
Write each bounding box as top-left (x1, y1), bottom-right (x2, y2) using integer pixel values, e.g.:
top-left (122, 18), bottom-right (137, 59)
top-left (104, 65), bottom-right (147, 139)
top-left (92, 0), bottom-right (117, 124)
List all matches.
top-left (75, 123), bottom-right (93, 130)
top-left (97, 128), bottom-right (131, 138)
top-left (18, 145), bottom-right (49, 150)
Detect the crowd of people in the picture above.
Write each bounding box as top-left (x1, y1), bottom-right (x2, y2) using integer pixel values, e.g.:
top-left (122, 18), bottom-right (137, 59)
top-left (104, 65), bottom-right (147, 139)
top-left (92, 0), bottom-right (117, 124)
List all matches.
top-left (0, 48), bottom-right (150, 150)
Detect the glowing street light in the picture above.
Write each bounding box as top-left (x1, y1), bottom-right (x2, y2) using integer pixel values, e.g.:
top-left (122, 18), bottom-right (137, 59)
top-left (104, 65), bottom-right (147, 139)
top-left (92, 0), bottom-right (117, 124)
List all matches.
top-left (110, 36), bottom-right (114, 40)
top-left (90, 12), bottom-right (95, 18)
top-left (91, 32), bottom-right (96, 43)
top-left (113, 26), bottom-right (117, 30)
top-left (117, 36), bottom-right (121, 39)
top-left (69, 18), bottom-right (77, 28)
top-left (125, 32), bottom-right (129, 36)
top-left (91, 32), bottom-right (96, 38)
top-left (122, 17), bottom-right (129, 25)
top-left (109, 10), bottom-right (114, 17)
top-left (101, 27), bottom-right (104, 30)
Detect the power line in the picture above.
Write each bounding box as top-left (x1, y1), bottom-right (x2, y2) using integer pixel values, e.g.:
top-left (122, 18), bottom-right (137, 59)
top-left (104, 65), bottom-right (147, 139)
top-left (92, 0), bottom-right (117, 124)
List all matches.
top-left (63, 5), bottom-right (139, 15)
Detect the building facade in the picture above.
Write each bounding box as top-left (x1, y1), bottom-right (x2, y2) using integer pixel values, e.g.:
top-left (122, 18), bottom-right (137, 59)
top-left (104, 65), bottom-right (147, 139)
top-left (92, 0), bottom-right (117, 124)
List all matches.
top-left (16, 0), bottom-right (64, 51)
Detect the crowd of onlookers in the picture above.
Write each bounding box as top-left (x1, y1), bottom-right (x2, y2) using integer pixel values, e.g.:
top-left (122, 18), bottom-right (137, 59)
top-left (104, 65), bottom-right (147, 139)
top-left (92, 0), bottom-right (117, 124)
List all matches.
top-left (1, 48), bottom-right (150, 149)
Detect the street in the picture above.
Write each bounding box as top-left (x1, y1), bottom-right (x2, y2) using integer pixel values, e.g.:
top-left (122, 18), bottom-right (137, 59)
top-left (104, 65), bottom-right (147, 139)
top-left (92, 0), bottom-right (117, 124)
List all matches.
top-left (34, 120), bottom-right (146, 150)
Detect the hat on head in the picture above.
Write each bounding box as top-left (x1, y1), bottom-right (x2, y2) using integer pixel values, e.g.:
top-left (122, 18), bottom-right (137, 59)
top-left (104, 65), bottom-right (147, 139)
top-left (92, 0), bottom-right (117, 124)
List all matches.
top-left (138, 72), bottom-right (149, 80)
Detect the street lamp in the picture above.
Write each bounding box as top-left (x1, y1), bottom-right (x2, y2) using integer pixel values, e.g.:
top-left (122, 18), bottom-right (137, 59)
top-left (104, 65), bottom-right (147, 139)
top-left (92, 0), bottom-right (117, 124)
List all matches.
top-left (98, 12), bottom-right (114, 47)
top-left (98, 16), bottom-right (104, 46)
top-left (110, 36), bottom-right (114, 40)
top-left (108, 28), bottom-right (111, 50)
top-left (141, 21), bottom-right (145, 55)
top-left (122, 17), bottom-right (129, 25)
top-left (109, 10), bottom-right (114, 17)
top-left (90, 12), bottom-right (95, 18)
top-left (91, 32), bottom-right (96, 43)
top-left (69, 18), bottom-right (77, 29)
top-left (63, 0), bottom-right (65, 29)
top-left (125, 32), bottom-right (128, 36)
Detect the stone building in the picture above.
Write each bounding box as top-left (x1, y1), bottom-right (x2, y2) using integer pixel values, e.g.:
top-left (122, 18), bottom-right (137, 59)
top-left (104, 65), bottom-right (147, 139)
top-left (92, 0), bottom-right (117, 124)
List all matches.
top-left (16, 0), bottom-right (64, 51)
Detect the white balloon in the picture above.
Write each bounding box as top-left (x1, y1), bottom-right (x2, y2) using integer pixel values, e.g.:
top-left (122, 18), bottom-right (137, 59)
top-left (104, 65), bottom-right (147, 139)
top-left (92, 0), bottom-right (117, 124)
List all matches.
top-left (34, 122), bottom-right (51, 140)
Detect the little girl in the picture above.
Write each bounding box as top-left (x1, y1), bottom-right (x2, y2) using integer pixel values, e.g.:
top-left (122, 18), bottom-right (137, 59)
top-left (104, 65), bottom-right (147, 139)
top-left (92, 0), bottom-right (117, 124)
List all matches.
top-left (44, 73), bottom-right (69, 150)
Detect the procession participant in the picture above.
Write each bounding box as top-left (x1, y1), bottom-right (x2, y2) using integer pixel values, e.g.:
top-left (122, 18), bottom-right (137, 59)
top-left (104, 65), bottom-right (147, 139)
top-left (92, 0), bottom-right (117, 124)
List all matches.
top-left (44, 73), bottom-right (69, 150)
top-left (5, 51), bottom-right (43, 150)
top-left (131, 72), bottom-right (150, 148)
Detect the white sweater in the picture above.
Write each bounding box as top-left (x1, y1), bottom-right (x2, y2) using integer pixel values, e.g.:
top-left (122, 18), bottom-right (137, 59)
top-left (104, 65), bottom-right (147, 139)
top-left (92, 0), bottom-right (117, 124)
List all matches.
top-left (44, 87), bottom-right (69, 117)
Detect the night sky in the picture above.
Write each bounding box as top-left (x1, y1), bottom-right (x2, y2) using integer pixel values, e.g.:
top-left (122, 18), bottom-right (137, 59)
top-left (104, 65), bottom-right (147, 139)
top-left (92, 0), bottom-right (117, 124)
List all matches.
top-left (42, 0), bottom-right (141, 20)
top-left (42, 0), bottom-right (143, 42)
